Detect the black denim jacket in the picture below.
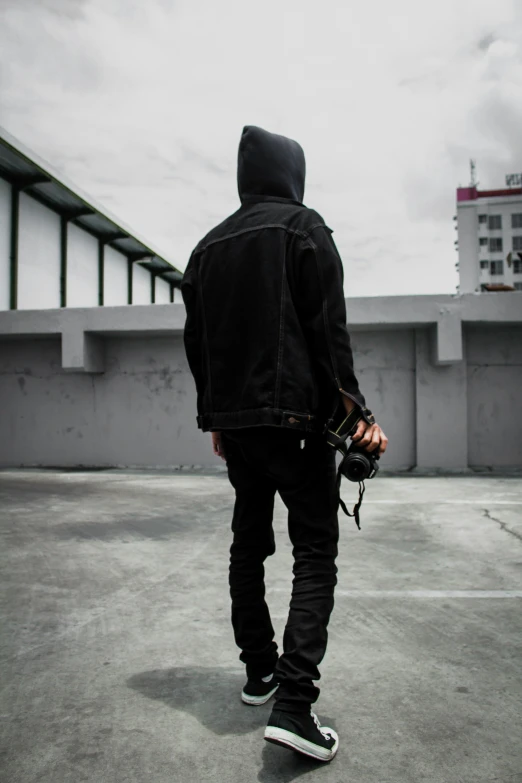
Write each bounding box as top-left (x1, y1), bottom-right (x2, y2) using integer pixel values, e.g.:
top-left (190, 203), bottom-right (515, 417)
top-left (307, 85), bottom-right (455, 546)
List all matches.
top-left (181, 126), bottom-right (374, 436)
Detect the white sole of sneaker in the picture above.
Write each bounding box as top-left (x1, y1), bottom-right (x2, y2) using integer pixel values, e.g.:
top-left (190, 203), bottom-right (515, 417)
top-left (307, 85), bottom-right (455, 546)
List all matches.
top-left (241, 684), bottom-right (279, 705)
top-left (264, 726), bottom-right (339, 762)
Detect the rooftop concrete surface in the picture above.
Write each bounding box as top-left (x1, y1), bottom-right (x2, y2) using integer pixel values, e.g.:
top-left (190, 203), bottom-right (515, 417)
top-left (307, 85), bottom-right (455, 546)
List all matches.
top-left (0, 470), bottom-right (521, 782)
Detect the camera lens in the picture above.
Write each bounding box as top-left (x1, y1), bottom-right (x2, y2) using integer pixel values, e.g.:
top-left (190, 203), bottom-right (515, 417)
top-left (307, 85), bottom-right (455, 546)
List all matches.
top-left (344, 454), bottom-right (370, 481)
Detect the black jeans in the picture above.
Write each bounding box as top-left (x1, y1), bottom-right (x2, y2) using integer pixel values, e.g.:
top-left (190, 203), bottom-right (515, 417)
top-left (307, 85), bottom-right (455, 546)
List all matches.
top-left (220, 426), bottom-right (340, 713)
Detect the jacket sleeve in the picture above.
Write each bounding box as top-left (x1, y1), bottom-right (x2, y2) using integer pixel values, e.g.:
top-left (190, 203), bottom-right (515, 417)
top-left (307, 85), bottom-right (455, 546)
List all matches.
top-left (293, 224), bottom-right (374, 423)
top-left (180, 251), bottom-right (205, 397)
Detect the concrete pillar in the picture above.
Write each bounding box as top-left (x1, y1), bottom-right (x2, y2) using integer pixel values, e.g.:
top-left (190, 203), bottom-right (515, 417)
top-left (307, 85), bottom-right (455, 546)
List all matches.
top-left (435, 304), bottom-right (463, 364)
top-left (62, 329), bottom-right (104, 373)
top-left (414, 327), bottom-right (469, 471)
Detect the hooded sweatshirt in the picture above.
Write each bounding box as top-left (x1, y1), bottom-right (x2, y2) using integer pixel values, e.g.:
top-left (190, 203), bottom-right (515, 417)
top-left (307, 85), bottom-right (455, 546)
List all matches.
top-left (237, 125), bottom-right (306, 205)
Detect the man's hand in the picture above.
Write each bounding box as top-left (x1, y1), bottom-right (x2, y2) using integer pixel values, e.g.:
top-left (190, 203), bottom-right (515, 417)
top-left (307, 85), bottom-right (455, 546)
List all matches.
top-left (341, 394), bottom-right (388, 457)
top-left (211, 431), bottom-right (226, 460)
top-left (350, 419), bottom-right (388, 456)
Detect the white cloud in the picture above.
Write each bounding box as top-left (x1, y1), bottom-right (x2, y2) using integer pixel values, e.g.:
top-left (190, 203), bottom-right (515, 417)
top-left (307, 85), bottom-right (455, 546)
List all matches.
top-left (1, 0), bottom-right (521, 295)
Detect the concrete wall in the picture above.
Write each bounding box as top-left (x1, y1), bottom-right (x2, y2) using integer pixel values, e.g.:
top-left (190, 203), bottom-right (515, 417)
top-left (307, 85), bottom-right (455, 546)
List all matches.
top-left (0, 336), bottom-right (194, 468)
top-left (0, 330), bottom-right (417, 470)
top-left (467, 325), bottom-right (522, 467)
top-left (0, 294), bottom-right (520, 471)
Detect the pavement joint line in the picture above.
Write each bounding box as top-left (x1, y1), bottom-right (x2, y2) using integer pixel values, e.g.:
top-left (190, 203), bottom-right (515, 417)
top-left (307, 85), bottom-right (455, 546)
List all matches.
top-left (267, 589), bottom-right (522, 598)
top-left (350, 500), bottom-right (522, 504)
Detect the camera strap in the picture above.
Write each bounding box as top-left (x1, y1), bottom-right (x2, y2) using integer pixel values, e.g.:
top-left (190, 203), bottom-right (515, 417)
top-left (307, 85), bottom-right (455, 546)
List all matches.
top-left (325, 400), bottom-right (376, 531)
top-left (335, 443), bottom-right (366, 530)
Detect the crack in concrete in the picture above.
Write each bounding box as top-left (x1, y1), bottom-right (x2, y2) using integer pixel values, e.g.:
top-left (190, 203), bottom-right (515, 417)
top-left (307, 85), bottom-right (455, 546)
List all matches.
top-left (482, 508), bottom-right (522, 543)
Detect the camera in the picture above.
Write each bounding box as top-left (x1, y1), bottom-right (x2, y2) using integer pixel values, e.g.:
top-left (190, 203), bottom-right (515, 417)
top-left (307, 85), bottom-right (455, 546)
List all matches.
top-left (339, 441), bottom-right (380, 482)
top-left (325, 400), bottom-right (380, 530)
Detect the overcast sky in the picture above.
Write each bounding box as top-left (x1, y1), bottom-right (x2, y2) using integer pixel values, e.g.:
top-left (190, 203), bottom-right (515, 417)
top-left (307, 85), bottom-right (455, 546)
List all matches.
top-left (1, 0), bottom-right (521, 296)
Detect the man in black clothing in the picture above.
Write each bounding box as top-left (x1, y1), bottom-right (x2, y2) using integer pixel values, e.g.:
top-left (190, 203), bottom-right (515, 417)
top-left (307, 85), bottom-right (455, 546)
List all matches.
top-left (181, 125), bottom-right (388, 762)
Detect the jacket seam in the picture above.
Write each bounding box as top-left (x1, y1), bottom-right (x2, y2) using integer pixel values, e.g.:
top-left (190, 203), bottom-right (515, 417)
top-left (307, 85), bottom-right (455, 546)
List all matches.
top-left (197, 409), bottom-right (318, 422)
top-left (304, 222), bottom-right (331, 238)
top-left (306, 235), bottom-right (343, 391)
top-left (195, 221), bottom-right (329, 254)
top-left (196, 224), bottom-right (308, 253)
top-left (274, 245), bottom-right (286, 409)
top-left (197, 261), bottom-right (213, 410)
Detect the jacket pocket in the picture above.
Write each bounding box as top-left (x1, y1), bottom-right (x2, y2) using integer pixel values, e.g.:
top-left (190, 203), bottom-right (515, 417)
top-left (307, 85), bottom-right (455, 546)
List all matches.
top-left (281, 410), bottom-right (315, 428)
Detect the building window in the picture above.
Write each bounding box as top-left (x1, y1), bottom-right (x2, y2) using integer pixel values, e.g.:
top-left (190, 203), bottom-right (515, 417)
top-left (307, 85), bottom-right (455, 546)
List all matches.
top-left (480, 260), bottom-right (489, 269)
top-left (514, 282), bottom-right (522, 291)
top-left (512, 213), bottom-right (522, 229)
top-left (513, 236), bottom-right (522, 251)
top-left (514, 259), bottom-right (522, 274)
top-left (490, 260), bottom-right (503, 275)
top-left (489, 238), bottom-right (503, 252)
top-left (478, 214), bottom-right (488, 223)
top-left (479, 237), bottom-right (488, 246)
top-left (488, 215), bottom-right (502, 230)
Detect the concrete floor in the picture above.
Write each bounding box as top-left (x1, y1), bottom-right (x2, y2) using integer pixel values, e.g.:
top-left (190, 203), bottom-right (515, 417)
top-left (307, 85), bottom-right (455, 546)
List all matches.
top-left (0, 469), bottom-right (521, 783)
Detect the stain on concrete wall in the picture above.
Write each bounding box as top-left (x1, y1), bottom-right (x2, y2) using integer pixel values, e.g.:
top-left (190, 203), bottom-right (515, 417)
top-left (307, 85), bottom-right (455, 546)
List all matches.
top-left (350, 330), bottom-right (416, 469)
top-left (466, 326), bottom-right (522, 467)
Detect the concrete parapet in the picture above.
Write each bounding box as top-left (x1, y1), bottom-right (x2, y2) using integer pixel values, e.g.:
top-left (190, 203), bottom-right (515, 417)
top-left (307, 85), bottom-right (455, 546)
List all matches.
top-left (0, 293), bottom-right (520, 470)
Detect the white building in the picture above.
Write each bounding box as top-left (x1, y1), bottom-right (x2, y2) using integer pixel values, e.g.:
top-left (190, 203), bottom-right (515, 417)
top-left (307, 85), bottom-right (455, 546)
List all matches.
top-left (0, 126), bottom-right (183, 311)
top-left (455, 181), bottom-right (522, 294)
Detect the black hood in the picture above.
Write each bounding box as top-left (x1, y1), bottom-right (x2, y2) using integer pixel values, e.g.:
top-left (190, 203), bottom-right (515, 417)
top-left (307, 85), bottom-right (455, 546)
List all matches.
top-left (237, 125), bottom-right (306, 204)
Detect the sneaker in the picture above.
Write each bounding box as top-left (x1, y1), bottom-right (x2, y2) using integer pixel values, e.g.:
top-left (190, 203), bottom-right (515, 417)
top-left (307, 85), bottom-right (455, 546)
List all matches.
top-left (241, 672), bottom-right (279, 706)
top-left (264, 708), bottom-right (339, 762)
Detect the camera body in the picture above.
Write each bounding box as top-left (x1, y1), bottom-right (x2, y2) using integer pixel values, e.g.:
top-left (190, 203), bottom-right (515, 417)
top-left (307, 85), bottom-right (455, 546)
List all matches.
top-left (339, 441), bottom-right (380, 482)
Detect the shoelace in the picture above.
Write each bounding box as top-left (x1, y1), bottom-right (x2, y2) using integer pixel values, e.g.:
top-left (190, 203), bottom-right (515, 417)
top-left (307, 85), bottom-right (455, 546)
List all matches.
top-left (310, 710), bottom-right (332, 739)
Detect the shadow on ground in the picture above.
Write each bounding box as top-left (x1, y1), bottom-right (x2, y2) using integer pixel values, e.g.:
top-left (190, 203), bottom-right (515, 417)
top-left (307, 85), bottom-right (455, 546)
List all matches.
top-left (127, 666), bottom-right (269, 736)
top-left (127, 665), bottom-right (328, 781)
top-left (258, 743), bottom-right (328, 782)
